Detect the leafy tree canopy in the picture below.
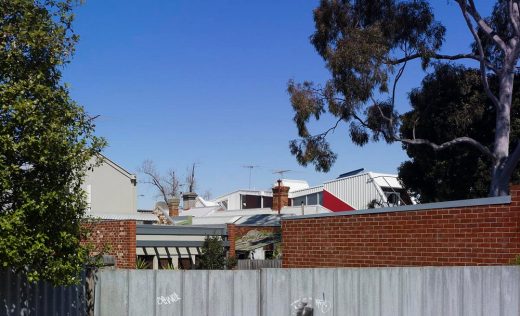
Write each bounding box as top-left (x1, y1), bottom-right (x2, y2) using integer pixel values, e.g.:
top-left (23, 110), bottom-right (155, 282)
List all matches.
top-left (289, 0), bottom-right (520, 196)
top-left (399, 64), bottom-right (520, 202)
top-left (0, 0), bottom-right (105, 285)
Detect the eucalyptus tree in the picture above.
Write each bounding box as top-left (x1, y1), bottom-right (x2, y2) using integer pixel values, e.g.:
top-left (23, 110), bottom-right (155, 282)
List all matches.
top-left (0, 0), bottom-right (105, 285)
top-left (288, 0), bottom-right (520, 196)
top-left (399, 64), bottom-right (520, 202)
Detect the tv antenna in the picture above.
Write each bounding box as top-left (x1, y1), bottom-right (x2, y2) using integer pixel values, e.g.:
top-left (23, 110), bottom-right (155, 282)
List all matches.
top-left (242, 165), bottom-right (260, 189)
top-left (272, 169), bottom-right (292, 179)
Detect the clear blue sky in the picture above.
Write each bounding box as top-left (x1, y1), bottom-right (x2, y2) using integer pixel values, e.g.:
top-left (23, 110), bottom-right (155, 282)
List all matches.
top-left (64, 1), bottom-right (494, 209)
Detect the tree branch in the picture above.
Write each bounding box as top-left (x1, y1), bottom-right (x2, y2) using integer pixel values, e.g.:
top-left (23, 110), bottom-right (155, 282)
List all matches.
top-left (509, 0), bottom-right (520, 38)
top-left (313, 117), bottom-right (343, 139)
top-left (388, 52), bottom-right (497, 73)
top-left (458, 2), bottom-right (502, 109)
top-left (466, 0), bottom-right (508, 51)
top-left (138, 160), bottom-right (169, 204)
top-left (397, 136), bottom-right (495, 160)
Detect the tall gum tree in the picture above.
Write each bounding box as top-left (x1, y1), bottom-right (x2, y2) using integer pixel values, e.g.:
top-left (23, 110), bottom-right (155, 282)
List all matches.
top-left (288, 0), bottom-right (520, 196)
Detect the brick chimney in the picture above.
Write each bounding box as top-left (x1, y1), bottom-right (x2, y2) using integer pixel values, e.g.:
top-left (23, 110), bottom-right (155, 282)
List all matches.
top-left (182, 192), bottom-right (198, 210)
top-left (167, 197), bottom-right (180, 217)
top-left (272, 180), bottom-right (290, 214)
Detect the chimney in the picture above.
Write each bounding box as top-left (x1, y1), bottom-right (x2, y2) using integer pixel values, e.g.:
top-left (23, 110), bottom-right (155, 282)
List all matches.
top-left (167, 197), bottom-right (180, 217)
top-left (272, 179), bottom-right (290, 214)
top-left (182, 192), bottom-right (198, 210)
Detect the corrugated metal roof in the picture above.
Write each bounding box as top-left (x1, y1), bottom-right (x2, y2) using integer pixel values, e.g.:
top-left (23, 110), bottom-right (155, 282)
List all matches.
top-left (179, 206), bottom-right (221, 217)
top-left (86, 213), bottom-right (158, 221)
top-left (281, 205), bottom-right (331, 215)
top-left (192, 216), bottom-right (242, 225)
top-left (324, 172), bottom-right (383, 210)
top-left (370, 173), bottom-right (402, 188)
top-left (235, 214), bottom-right (286, 226)
top-left (289, 185), bottom-right (324, 198)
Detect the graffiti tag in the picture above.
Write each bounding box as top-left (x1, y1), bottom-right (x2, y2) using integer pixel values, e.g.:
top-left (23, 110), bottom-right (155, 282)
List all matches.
top-left (156, 292), bottom-right (182, 305)
top-left (291, 296), bottom-right (332, 315)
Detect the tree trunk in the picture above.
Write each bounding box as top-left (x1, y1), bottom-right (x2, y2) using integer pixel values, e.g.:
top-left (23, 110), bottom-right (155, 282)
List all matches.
top-left (490, 63), bottom-right (515, 196)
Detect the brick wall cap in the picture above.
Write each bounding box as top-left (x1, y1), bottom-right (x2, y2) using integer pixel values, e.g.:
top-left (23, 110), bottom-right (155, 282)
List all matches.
top-left (284, 195), bottom-right (511, 221)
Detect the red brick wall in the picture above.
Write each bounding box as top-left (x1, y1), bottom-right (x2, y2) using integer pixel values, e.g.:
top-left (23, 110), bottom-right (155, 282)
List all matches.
top-left (282, 185), bottom-right (520, 268)
top-left (82, 220), bottom-right (136, 269)
top-left (227, 224), bottom-right (281, 258)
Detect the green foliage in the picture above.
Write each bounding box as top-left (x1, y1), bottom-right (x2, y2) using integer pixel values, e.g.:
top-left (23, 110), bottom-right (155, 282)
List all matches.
top-left (288, 0), bottom-right (444, 172)
top-left (399, 64), bottom-right (520, 202)
top-left (514, 254), bottom-right (520, 265)
top-left (273, 243), bottom-right (283, 259)
top-left (287, 0), bottom-right (520, 197)
top-left (0, 0), bottom-right (105, 285)
top-left (225, 256), bottom-right (237, 270)
top-left (197, 236), bottom-right (226, 270)
top-left (162, 262), bottom-right (177, 270)
top-left (136, 257), bottom-right (150, 269)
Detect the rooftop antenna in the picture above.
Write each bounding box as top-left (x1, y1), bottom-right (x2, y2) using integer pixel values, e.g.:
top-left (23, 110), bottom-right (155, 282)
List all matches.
top-left (272, 169), bottom-right (292, 179)
top-left (242, 165), bottom-right (260, 190)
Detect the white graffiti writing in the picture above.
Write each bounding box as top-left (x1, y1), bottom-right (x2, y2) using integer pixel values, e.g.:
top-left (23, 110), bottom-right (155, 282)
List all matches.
top-left (156, 292), bottom-right (182, 305)
top-left (315, 298), bottom-right (332, 313)
top-left (291, 296), bottom-right (332, 315)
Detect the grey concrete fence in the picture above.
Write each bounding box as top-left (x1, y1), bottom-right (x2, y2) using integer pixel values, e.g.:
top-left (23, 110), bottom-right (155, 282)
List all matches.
top-left (94, 266), bottom-right (520, 316)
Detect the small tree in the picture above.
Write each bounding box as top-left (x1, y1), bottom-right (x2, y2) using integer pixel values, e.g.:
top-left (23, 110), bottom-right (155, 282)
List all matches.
top-left (197, 236), bottom-right (226, 270)
top-left (0, 0), bottom-right (105, 285)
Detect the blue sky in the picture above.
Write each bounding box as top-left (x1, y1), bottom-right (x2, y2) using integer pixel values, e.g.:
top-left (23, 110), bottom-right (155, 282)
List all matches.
top-left (65, 1), bottom-right (494, 209)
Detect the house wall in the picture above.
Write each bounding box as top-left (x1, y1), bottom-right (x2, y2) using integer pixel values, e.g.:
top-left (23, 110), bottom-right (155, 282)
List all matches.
top-left (83, 157), bottom-right (137, 215)
top-left (282, 185), bottom-right (520, 268)
top-left (82, 220), bottom-right (136, 269)
top-left (323, 172), bottom-right (384, 210)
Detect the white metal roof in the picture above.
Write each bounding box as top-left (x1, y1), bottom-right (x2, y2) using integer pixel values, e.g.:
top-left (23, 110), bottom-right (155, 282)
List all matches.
top-left (191, 216), bottom-right (242, 225)
top-left (85, 213), bottom-right (158, 221)
top-left (280, 205), bottom-right (331, 215)
top-left (289, 185), bottom-right (324, 198)
top-left (179, 206), bottom-right (221, 217)
top-left (274, 179), bottom-right (310, 192)
top-left (213, 189), bottom-right (273, 201)
top-left (370, 173), bottom-right (402, 188)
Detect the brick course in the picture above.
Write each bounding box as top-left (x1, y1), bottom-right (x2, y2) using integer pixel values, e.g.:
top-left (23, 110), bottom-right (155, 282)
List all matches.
top-left (81, 220), bottom-right (136, 269)
top-left (282, 185), bottom-right (520, 268)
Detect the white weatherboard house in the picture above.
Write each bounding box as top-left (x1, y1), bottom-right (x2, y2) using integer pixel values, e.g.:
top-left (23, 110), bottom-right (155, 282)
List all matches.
top-left (212, 168), bottom-right (409, 213)
top-left (83, 155), bottom-right (155, 221)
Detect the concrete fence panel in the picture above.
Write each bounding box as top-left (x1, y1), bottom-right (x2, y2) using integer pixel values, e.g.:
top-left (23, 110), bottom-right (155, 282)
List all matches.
top-left (94, 266), bottom-right (520, 316)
